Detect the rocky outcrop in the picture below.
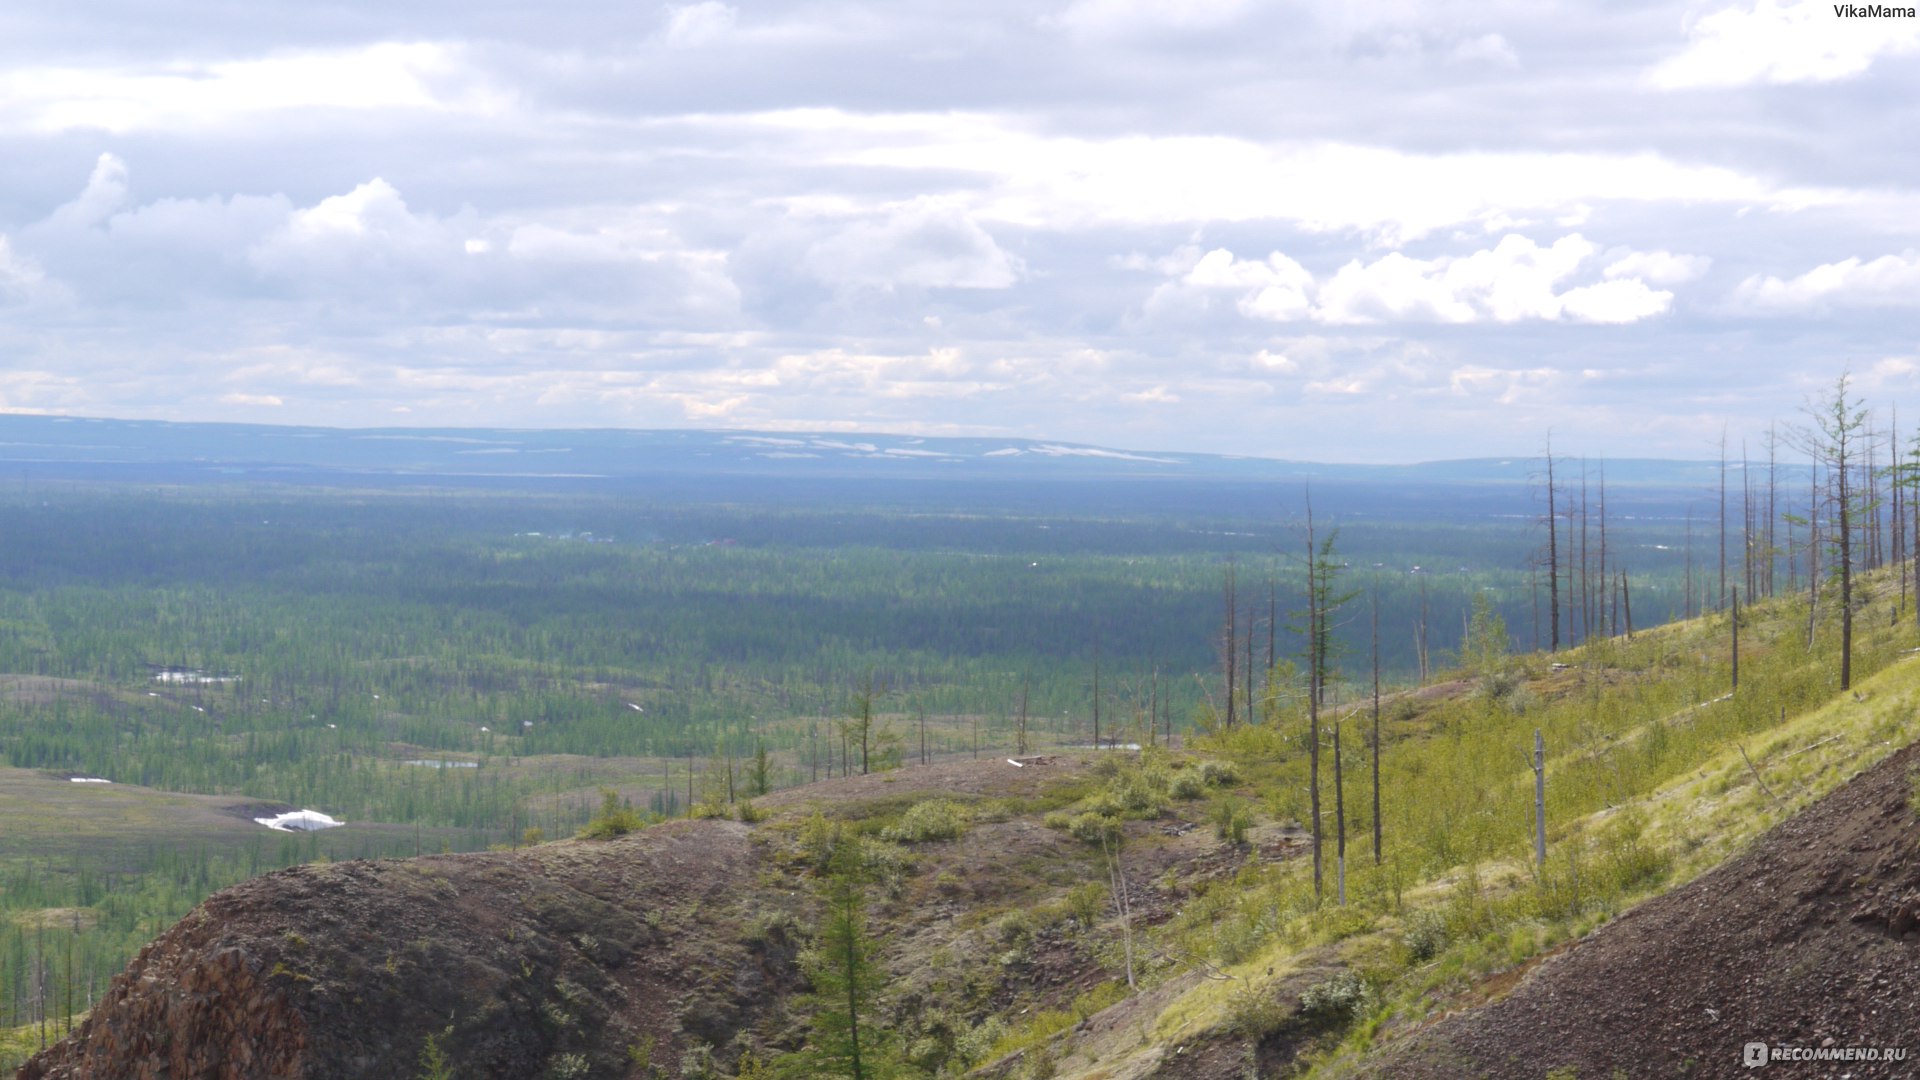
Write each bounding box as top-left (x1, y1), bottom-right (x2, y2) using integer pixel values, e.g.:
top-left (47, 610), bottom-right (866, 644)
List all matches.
top-left (21, 820), bottom-right (785, 1080)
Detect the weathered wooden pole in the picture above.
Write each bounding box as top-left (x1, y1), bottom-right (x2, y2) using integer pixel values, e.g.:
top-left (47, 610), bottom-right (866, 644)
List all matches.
top-left (1731, 587), bottom-right (1740, 693)
top-left (1532, 729), bottom-right (1547, 867)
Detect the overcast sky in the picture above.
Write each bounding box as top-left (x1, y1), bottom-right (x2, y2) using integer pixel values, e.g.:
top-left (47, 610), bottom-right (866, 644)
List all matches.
top-left (0, 0), bottom-right (1914, 460)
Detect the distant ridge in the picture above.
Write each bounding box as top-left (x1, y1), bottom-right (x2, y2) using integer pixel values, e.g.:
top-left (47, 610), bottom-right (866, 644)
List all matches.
top-left (0, 414), bottom-right (1731, 489)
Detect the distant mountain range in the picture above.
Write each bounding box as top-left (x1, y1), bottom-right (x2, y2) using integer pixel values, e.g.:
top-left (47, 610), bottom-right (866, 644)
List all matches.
top-left (0, 415), bottom-right (1735, 491)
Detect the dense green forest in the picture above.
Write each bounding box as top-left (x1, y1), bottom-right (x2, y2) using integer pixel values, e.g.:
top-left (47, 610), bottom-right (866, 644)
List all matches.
top-left (0, 466), bottom-right (1773, 1057)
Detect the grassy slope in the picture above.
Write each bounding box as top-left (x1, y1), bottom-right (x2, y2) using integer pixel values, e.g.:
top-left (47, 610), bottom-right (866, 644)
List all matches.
top-left (12, 565), bottom-right (1918, 1080)
top-left (1006, 568), bottom-right (1920, 1080)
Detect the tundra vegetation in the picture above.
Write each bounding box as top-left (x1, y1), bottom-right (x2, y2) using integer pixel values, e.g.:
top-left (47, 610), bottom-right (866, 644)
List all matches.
top-left (0, 378), bottom-right (1914, 1072)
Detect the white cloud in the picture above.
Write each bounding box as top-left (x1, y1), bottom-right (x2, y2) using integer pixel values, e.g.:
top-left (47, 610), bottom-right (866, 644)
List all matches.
top-left (0, 43), bottom-right (503, 134)
top-left (1603, 250), bottom-right (1712, 285)
top-left (1450, 33), bottom-right (1520, 68)
top-left (1649, 0), bottom-right (1920, 88)
top-left (1447, 365), bottom-right (1561, 404)
top-left (1734, 250), bottom-right (1920, 311)
top-left (663, 2), bottom-right (739, 48)
top-left (219, 393), bottom-right (285, 407)
top-left (1556, 279), bottom-right (1676, 324)
top-left (0, 237), bottom-right (47, 303)
top-left (802, 200), bottom-right (1022, 289)
top-left (756, 111), bottom-right (1841, 242)
top-left (1159, 235), bottom-right (1676, 326)
top-left (1049, 0), bottom-right (1253, 37)
top-left (1251, 349), bottom-right (1298, 374)
top-left (43, 154), bottom-right (129, 231)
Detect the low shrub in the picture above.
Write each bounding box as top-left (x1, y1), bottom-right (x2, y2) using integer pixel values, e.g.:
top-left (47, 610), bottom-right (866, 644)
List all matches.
top-left (1298, 970), bottom-right (1376, 1028)
top-left (881, 798), bottom-right (971, 843)
top-left (579, 789), bottom-right (645, 840)
top-left (1210, 796), bottom-right (1253, 845)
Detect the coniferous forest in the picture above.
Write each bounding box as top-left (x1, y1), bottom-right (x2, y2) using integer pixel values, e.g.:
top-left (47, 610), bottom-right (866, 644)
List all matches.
top-left (0, 415), bottom-right (1870, 1061)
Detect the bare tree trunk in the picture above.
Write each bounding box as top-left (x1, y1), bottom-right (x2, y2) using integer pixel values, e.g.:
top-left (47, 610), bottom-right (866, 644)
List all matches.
top-left (1221, 562), bottom-right (1237, 729)
top-left (1244, 608), bottom-right (1255, 728)
top-left (1686, 506), bottom-right (1695, 619)
top-left (1732, 587), bottom-right (1740, 693)
top-left (1103, 835), bottom-right (1136, 991)
top-left (1545, 441), bottom-right (1560, 651)
top-left (1720, 429), bottom-right (1728, 611)
top-left (1371, 589), bottom-right (1383, 866)
top-left (1092, 636), bottom-right (1101, 749)
top-left (1306, 502), bottom-right (1323, 903)
top-left (1621, 570), bottom-right (1634, 638)
top-left (1579, 459), bottom-right (1591, 642)
top-left (1768, 424), bottom-right (1779, 598)
top-left (1841, 443), bottom-right (1855, 690)
top-left (1598, 460), bottom-right (1609, 636)
top-left (1531, 730), bottom-right (1547, 867)
top-left (1334, 710), bottom-right (1346, 906)
top-left (1809, 462), bottom-right (1820, 650)
top-left (1743, 440), bottom-right (1756, 601)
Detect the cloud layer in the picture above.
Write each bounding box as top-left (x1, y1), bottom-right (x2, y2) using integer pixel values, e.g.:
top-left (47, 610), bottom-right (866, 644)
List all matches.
top-left (0, 1), bottom-right (1915, 459)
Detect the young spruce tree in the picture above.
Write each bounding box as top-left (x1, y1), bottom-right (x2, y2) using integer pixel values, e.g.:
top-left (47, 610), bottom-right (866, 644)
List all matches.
top-left (785, 827), bottom-right (891, 1080)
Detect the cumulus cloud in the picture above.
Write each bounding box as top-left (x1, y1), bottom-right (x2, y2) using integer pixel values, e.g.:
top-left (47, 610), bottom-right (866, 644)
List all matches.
top-left (42, 154), bottom-right (128, 231)
top-left (801, 201), bottom-right (1022, 290)
top-left (0, 3), bottom-right (1909, 457)
top-left (1734, 250), bottom-right (1920, 311)
top-left (1649, 0), bottom-right (1920, 88)
top-left (1603, 250), bottom-right (1711, 286)
top-left (0, 43), bottom-right (502, 134)
top-left (774, 111), bottom-right (1839, 243)
top-left (0, 237), bottom-right (47, 303)
top-left (1156, 235), bottom-right (1676, 326)
top-left (662, 2), bottom-right (738, 48)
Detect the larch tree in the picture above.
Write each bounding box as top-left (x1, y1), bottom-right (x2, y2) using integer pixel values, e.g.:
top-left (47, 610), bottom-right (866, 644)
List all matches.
top-left (1796, 374), bottom-right (1869, 690)
top-left (793, 827), bottom-right (891, 1080)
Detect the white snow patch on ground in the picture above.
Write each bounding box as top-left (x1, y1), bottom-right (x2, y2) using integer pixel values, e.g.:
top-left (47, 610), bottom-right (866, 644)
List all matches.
top-left (255, 809), bottom-right (344, 832)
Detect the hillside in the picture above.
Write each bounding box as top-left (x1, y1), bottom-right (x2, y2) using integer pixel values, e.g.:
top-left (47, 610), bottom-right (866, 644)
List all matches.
top-left (19, 565), bottom-right (1920, 1079)
top-left (15, 755), bottom-right (1244, 1079)
top-left (1361, 734), bottom-right (1920, 1079)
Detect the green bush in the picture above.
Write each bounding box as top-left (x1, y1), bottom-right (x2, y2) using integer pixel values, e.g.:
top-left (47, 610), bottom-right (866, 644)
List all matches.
top-left (1167, 770), bottom-right (1206, 800)
top-left (1197, 760), bottom-right (1241, 787)
top-left (1210, 796), bottom-right (1253, 845)
top-left (1064, 881), bottom-right (1107, 928)
top-left (881, 798), bottom-right (971, 843)
top-left (1066, 812), bottom-right (1122, 846)
top-left (1298, 971), bottom-right (1376, 1028)
top-left (1226, 981), bottom-right (1288, 1039)
top-left (579, 788), bottom-right (645, 840)
top-left (1401, 908), bottom-right (1449, 963)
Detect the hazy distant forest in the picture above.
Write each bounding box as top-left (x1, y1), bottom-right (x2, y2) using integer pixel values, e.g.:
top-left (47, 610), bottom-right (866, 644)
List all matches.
top-left (0, 390), bottom-right (1900, 1058)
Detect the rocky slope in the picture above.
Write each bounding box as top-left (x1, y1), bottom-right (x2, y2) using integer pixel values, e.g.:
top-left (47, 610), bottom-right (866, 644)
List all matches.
top-left (19, 818), bottom-right (778, 1079)
top-left (16, 755), bottom-right (1209, 1080)
top-left (1362, 740), bottom-right (1920, 1079)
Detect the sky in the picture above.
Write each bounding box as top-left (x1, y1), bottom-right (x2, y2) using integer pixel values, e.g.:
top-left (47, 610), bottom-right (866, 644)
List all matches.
top-left (0, 0), bottom-right (1915, 461)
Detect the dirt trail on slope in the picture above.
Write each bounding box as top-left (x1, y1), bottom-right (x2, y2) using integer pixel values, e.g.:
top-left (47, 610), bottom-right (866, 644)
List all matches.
top-left (1365, 740), bottom-right (1920, 1080)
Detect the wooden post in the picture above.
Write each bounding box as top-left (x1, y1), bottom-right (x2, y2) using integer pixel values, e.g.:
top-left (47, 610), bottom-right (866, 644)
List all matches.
top-left (1532, 729), bottom-right (1547, 867)
top-left (1334, 713), bottom-right (1346, 906)
top-left (1731, 587), bottom-right (1740, 693)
